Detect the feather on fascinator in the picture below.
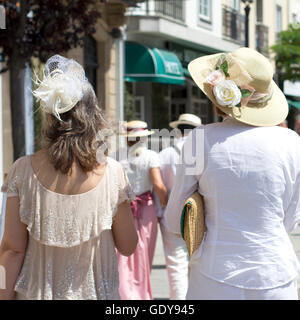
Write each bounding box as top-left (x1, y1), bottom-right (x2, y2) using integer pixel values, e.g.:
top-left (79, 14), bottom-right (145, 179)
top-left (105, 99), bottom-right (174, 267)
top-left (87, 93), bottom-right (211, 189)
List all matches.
top-left (33, 55), bottom-right (89, 120)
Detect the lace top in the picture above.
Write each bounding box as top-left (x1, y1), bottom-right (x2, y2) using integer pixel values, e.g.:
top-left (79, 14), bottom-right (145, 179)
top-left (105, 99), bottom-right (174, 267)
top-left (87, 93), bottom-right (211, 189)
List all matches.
top-left (1, 155), bottom-right (135, 300)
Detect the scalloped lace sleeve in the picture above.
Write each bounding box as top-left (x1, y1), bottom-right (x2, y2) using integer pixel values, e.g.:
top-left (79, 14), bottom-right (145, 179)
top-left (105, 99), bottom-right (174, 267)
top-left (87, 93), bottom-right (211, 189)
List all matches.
top-left (1, 157), bottom-right (24, 197)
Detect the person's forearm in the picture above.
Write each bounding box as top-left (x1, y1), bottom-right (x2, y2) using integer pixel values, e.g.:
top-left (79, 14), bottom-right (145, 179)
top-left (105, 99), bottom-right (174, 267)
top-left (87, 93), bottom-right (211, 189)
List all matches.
top-left (153, 183), bottom-right (168, 208)
top-left (0, 249), bottom-right (25, 300)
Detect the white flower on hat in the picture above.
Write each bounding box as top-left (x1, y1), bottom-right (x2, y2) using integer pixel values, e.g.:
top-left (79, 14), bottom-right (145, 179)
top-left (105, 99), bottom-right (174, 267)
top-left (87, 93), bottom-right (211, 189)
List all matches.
top-left (33, 71), bottom-right (84, 120)
top-left (205, 70), bottom-right (225, 86)
top-left (213, 80), bottom-right (242, 107)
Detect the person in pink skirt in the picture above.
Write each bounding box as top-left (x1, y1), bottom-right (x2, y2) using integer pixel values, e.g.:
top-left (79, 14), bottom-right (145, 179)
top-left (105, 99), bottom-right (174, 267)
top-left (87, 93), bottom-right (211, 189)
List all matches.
top-left (117, 121), bottom-right (168, 300)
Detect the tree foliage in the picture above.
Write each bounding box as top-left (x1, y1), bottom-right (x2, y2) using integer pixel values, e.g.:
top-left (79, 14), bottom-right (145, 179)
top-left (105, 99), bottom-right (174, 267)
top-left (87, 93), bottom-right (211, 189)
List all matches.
top-left (270, 23), bottom-right (300, 83)
top-left (0, 0), bottom-right (107, 70)
top-left (0, 0), bottom-right (145, 159)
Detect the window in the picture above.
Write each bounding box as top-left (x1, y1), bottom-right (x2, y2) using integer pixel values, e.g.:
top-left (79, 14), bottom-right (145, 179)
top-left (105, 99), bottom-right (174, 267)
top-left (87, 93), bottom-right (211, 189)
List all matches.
top-left (84, 36), bottom-right (98, 91)
top-left (133, 97), bottom-right (145, 121)
top-left (199, 0), bottom-right (211, 22)
top-left (292, 13), bottom-right (297, 25)
top-left (124, 83), bottom-right (146, 121)
top-left (231, 0), bottom-right (240, 11)
top-left (256, 0), bottom-right (263, 23)
top-left (276, 5), bottom-right (282, 34)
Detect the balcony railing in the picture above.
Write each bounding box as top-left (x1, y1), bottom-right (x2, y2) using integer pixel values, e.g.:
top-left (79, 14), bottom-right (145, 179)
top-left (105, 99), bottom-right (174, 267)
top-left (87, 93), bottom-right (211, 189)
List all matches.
top-left (127, 0), bottom-right (185, 23)
top-left (154, 0), bottom-right (184, 22)
top-left (256, 23), bottom-right (269, 56)
top-left (222, 5), bottom-right (245, 45)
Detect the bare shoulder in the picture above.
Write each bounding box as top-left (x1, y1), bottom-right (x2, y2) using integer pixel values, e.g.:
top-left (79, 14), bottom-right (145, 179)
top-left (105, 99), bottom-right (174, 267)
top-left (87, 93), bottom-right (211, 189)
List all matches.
top-left (31, 149), bottom-right (48, 160)
top-left (31, 149), bottom-right (52, 171)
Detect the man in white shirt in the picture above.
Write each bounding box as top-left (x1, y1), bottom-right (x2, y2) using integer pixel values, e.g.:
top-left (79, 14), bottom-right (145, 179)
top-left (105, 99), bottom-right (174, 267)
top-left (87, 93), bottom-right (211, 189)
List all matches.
top-left (156, 113), bottom-right (202, 300)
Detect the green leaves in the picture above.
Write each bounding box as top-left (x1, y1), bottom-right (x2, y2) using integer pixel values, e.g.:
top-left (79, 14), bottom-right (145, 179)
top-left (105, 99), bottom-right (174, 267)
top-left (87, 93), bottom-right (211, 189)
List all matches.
top-left (234, 87), bottom-right (253, 107)
top-left (215, 54), bottom-right (230, 77)
top-left (270, 23), bottom-right (300, 82)
top-left (220, 60), bottom-right (230, 77)
top-left (240, 89), bottom-right (252, 98)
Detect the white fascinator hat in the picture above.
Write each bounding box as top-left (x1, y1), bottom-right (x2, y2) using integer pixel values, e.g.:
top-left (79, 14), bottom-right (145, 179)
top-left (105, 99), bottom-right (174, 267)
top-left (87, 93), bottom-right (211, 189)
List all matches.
top-left (33, 54), bottom-right (90, 120)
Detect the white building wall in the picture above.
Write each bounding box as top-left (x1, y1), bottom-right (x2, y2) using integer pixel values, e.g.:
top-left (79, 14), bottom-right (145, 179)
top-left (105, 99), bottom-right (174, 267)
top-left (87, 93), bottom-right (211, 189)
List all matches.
top-left (126, 0), bottom-right (239, 52)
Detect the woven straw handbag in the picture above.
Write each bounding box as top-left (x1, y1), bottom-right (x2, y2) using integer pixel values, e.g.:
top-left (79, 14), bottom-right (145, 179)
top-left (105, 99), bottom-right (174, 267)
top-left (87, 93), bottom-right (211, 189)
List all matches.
top-left (180, 192), bottom-right (206, 257)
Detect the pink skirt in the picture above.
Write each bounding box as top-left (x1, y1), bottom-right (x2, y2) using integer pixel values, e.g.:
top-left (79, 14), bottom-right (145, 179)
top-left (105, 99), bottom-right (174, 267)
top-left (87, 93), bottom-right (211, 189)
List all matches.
top-left (117, 198), bottom-right (158, 300)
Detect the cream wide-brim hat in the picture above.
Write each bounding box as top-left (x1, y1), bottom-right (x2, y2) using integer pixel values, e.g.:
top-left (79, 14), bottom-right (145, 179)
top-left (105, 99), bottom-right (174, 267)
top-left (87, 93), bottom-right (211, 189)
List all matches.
top-left (121, 120), bottom-right (155, 138)
top-left (169, 113), bottom-right (202, 129)
top-left (188, 47), bottom-right (288, 127)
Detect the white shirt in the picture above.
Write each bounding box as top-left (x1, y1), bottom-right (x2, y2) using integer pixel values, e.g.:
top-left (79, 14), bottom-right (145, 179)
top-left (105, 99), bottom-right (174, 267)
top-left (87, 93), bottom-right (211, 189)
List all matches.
top-left (165, 118), bottom-right (300, 289)
top-left (120, 145), bottom-right (160, 196)
top-left (156, 136), bottom-right (188, 218)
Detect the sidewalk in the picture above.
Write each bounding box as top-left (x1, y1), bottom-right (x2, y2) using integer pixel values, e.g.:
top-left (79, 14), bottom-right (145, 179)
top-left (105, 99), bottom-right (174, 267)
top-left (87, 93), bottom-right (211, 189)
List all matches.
top-left (151, 227), bottom-right (170, 300)
top-left (151, 223), bottom-right (300, 300)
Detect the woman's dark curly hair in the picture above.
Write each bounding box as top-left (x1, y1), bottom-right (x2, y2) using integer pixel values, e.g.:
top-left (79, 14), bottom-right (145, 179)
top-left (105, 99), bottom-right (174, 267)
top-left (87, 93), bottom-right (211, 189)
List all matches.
top-left (43, 85), bottom-right (107, 174)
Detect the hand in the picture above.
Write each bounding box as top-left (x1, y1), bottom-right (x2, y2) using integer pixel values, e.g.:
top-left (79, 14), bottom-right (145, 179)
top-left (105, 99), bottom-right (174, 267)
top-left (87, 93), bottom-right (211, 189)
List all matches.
top-left (160, 203), bottom-right (167, 209)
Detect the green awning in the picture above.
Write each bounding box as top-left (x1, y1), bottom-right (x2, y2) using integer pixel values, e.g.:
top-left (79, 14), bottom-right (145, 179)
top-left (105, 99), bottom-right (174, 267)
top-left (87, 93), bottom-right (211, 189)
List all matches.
top-left (288, 100), bottom-right (300, 110)
top-left (125, 41), bottom-right (185, 85)
top-left (183, 67), bottom-right (191, 78)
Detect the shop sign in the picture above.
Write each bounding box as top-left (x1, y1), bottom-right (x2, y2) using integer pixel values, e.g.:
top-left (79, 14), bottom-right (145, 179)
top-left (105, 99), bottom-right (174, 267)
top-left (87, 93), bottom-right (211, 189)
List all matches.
top-left (165, 61), bottom-right (181, 75)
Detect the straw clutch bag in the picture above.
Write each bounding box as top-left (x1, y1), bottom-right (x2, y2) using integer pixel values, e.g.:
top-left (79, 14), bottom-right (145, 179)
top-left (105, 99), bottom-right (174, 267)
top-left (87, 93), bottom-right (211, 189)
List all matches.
top-left (180, 192), bottom-right (206, 257)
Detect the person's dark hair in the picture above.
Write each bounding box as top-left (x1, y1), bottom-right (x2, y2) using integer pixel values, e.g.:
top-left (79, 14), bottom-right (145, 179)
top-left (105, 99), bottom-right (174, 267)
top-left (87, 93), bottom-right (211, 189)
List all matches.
top-left (43, 85), bottom-right (107, 174)
top-left (127, 136), bottom-right (141, 147)
top-left (177, 124), bottom-right (196, 135)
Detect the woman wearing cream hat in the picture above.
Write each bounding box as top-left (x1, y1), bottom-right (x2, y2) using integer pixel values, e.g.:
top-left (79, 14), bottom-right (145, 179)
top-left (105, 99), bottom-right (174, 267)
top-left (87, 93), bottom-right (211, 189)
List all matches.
top-left (117, 120), bottom-right (168, 300)
top-left (164, 47), bottom-right (300, 300)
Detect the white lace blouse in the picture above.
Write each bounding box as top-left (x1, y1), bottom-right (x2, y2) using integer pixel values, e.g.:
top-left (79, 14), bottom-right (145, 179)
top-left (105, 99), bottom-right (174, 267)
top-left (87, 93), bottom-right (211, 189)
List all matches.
top-left (1, 155), bottom-right (135, 300)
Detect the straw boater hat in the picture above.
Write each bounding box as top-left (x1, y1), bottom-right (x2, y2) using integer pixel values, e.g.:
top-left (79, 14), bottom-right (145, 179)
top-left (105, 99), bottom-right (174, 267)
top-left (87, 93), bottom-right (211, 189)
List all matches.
top-left (122, 120), bottom-right (155, 138)
top-left (169, 113), bottom-right (202, 129)
top-left (188, 47), bottom-right (288, 127)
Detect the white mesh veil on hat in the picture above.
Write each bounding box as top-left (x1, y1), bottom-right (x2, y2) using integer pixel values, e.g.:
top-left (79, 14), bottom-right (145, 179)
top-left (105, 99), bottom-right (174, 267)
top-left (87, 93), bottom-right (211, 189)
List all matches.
top-left (33, 54), bottom-right (90, 120)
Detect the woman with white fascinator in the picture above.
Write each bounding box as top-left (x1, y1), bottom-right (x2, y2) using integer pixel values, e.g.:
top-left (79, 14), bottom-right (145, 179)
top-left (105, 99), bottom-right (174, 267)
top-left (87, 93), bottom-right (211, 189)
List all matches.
top-left (0, 55), bottom-right (138, 300)
top-left (117, 120), bottom-right (168, 300)
top-left (165, 47), bottom-right (300, 300)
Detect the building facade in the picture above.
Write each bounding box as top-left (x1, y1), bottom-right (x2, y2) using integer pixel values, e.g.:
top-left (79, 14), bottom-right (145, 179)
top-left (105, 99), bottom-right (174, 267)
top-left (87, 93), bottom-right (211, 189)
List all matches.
top-left (0, 0), bottom-right (138, 211)
top-left (124, 0), bottom-right (241, 129)
top-left (124, 0), bottom-right (291, 131)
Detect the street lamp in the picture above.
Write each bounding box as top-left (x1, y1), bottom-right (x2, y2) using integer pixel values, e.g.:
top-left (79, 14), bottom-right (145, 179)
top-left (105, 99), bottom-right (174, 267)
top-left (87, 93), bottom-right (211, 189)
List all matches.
top-left (241, 0), bottom-right (253, 47)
